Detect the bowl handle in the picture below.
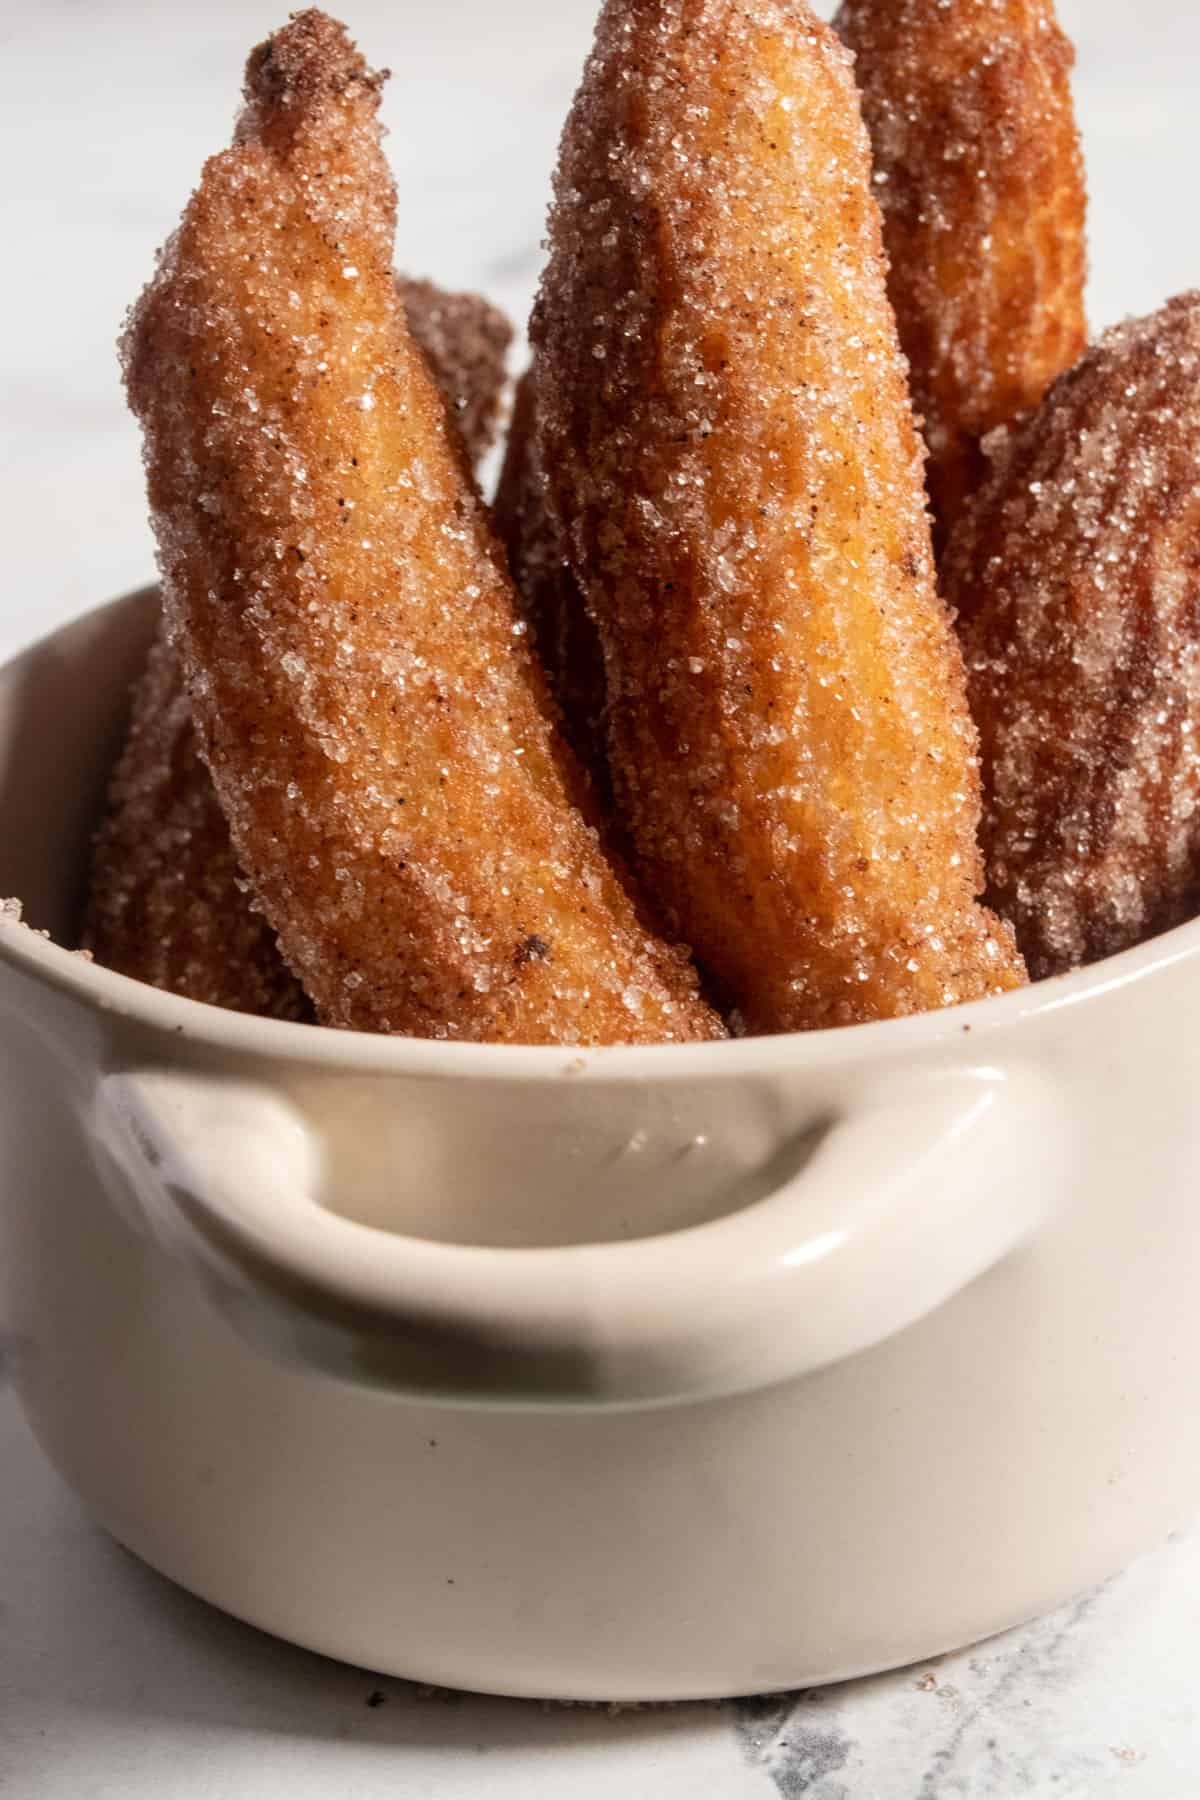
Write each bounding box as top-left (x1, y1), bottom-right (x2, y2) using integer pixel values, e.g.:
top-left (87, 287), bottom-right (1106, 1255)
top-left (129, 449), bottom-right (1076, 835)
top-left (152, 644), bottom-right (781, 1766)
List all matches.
top-left (108, 1062), bottom-right (1063, 1409)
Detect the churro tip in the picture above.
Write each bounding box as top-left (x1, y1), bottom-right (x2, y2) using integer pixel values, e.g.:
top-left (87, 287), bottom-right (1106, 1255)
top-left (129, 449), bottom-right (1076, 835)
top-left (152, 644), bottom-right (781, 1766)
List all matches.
top-left (242, 9), bottom-right (386, 122)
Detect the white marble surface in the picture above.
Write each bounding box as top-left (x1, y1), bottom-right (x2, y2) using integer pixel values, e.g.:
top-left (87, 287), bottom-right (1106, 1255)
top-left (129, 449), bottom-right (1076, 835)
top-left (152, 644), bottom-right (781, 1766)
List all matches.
top-left (3, 0), bottom-right (1200, 1793)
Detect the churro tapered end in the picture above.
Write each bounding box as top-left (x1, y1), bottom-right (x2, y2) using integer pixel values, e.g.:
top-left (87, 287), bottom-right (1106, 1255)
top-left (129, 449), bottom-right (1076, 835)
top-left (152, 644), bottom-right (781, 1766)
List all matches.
top-left (837, 0), bottom-right (1088, 548)
top-left (240, 8), bottom-right (386, 138)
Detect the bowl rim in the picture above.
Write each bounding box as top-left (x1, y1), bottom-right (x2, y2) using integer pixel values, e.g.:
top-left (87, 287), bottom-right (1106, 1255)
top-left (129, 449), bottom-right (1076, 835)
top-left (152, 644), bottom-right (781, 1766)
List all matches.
top-left (2, 590), bottom-right (1198, 1085)
top-left (5, 867), bottom-right (1197, 1085)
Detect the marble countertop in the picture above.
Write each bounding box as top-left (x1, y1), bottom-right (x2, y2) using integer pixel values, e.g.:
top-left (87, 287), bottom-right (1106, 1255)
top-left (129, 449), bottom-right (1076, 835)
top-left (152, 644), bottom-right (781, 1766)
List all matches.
top-left (3, 1), bottom-right (1200, 1793)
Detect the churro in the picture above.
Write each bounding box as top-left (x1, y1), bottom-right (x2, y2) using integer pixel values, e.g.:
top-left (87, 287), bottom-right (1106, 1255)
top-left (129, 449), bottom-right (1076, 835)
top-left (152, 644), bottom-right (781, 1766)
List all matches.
top-left (84, 631), bottom-right (310, 1017)
top-left (951, 295), bottom-right (1200, 977)
top-left (493, 370), bottom-right (610, 799)
top-left (120, 9), bottom-right (720, 1044)
top-left (85, 280), bottom-right (512, 1014)
top-left (400, 277), bottom-right (512, 472)
top-left (533, 0), bottom-right (1025, 1032)
top-left (836, 0), bottom-right (1087, 547)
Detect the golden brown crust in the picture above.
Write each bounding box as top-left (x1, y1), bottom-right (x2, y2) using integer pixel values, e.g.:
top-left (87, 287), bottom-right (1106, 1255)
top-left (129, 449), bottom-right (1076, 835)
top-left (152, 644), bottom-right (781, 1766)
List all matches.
top-left (401, 277), bottom-right (512, 471)
top-left (120, 10), bottom-right (720, 1044)
top-left (85, 277), bottom-right (513, 1015)
top-left (837, 0), bottom-right (1087, 547)
top-left (493, 369), bottom-right (610, 799)
top-left (534, 0), bottom-right (1024, 1033)
top-left (951, 294), bottom-right (1200, 977)
top-left (82, 632), bottom-right (311, 1018)
top-left (244, 12), bottom-right (379, 105)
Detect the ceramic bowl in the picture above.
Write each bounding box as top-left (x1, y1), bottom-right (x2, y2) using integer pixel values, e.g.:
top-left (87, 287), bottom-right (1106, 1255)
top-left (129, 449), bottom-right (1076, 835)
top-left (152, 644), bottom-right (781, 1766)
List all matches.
top-left (1, 587), bottom-right (1198, 1700)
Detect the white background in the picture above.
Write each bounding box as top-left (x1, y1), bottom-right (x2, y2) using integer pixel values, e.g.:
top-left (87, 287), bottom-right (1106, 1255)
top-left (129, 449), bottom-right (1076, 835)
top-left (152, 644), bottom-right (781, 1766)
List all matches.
top-left (2, 1), bottom-right (1199, 1794)
top-left (1, 0), bottom-right (1196, 656)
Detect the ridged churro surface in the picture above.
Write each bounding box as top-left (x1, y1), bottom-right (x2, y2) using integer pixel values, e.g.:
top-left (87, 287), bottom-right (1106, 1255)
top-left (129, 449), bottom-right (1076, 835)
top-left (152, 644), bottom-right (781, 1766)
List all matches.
top-left (837, 0), bottom-right (1087, 546)
top-left (952, 295), bottom-right (1200, 976)
top-left (534, 0), bottom-right (1024, 1031)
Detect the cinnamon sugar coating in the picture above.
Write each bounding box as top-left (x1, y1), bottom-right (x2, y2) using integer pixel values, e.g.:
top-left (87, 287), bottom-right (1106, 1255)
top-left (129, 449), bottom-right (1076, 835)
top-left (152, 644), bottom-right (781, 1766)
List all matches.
top-left (85, 279), bottom-right (512, 1015)
top-left (493, 369), bottom-right (610, 799)
top-left (837, 0), bottom-right (1087, 548)
top-left (121, 9), bottom-right (720, 1044)
top-left (533, 0), bottom-right (1024, 1033)
top-left (951, 295), bottom-right (1200, 977)
top-left (400, 277), bottom-right (512, 472)
top-left (84, 631), bottom-right (311, 1017)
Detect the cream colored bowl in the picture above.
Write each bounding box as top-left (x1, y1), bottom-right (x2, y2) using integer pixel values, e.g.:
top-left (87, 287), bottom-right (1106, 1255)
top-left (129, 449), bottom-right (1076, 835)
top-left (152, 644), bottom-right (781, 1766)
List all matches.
top-left (1, 588), bottom-right (1198, 1701)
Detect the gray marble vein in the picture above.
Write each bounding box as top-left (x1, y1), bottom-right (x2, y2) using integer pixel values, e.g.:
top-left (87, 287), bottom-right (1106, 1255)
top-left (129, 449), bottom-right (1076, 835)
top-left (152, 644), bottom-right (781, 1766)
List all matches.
top-left (729, 1544), bottom-right (1197, 1799)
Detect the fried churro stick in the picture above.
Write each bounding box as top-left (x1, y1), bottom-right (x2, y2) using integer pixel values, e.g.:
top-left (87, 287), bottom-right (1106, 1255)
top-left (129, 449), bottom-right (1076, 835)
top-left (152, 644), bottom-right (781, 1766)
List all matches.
top-left (950, 295), bottom-right (1200, 978)
top-left (493, 369), bottom-right (610, 799)
top-left (401, 277), bottom-right (512, 472)
top-left (836, 0), bottom-right (1087, 549)
top-left (85, 280), bottom-right (512, 1016)
top-left (533, 0), bottom-right (1025, 1033)
top-left (83, 631), bottom-right (311, 1017)
top-left (121, 9), bottom-right (720, 1044)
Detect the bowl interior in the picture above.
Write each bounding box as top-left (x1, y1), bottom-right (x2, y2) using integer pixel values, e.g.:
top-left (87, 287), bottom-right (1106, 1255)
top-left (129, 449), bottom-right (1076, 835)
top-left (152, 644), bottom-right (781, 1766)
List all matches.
top-left (0, 589), bottom-right (158, 943)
